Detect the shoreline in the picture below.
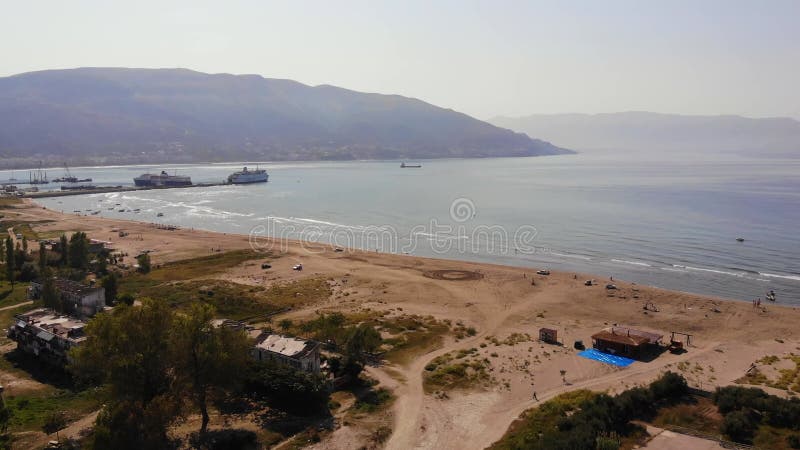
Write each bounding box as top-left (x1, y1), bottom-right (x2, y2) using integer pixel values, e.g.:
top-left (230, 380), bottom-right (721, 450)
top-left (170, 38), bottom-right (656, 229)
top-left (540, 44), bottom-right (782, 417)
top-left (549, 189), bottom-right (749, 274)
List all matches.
top-left (24, 198), bottom-right (794, 311)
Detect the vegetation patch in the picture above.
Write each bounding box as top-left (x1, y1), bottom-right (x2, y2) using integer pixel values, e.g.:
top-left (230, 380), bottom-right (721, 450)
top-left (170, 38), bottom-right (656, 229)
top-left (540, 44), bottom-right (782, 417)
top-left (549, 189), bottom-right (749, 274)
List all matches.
top-left (490, 372), bottom-right (690, 450)
top-left (120, 249), bottom-right (266, 290)
top-left (5, 386), bottom-right (106, 432)
top-left (0, 280), bottom-right (31, 309)
top-left (736, 354), bottom-right (800, 393)
top-left (651, 395), bottom-right (723, 435)
top-left (423, 349), bottom-right (490, 393)
top-left (124, 277), bottom-right (329, 321)
top-left (378, 315), bottom-right (450, 365)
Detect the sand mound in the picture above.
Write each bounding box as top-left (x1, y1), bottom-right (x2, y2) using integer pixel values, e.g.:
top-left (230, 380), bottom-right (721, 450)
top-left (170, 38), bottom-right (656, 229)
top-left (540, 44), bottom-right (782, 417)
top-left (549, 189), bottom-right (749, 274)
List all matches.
top-left (424, 270), bottom-right (484, 281)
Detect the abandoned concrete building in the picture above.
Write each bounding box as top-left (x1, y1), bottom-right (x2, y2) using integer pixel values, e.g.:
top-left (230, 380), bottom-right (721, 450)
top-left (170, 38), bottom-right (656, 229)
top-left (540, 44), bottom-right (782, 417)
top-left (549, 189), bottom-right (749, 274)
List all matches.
top-left (28, 278), bottom-right (106, 319)
top-left (7, 308), bottom-right (87, 366)
top-left (250, 333), bottom-right (321, 375)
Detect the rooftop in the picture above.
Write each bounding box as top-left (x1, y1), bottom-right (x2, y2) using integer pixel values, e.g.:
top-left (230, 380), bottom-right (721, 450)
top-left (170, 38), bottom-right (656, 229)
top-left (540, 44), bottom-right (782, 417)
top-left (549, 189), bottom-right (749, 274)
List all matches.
top-left (255, 334), bottom-right (317, 358)
top-left (14, 308), bottom-right (87, 342)
top-left (34, 277), bottom-right (103, 297)
top-left (592, 327), bottom-right (663, 347)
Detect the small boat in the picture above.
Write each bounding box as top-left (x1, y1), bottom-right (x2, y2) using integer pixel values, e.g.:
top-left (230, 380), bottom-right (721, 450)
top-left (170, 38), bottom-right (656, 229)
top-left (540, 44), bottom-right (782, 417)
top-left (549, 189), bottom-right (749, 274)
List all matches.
top-left (156, 213), bottom-right (164, 217)
top-left (400, 162), bottom-right (422, 168)
top-left (736, 238), bottom-right (745, 242)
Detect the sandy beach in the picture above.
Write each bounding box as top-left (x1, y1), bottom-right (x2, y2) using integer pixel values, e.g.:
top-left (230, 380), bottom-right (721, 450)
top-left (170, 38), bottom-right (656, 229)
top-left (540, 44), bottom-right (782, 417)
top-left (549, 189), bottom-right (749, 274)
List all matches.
top-left (7, 198), bottom-right (800, 449)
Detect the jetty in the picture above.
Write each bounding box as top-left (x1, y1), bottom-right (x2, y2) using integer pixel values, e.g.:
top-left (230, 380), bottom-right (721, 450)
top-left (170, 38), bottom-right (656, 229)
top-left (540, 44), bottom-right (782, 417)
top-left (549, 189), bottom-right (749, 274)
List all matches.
top-left (19, 182), bottom-right (228, 199)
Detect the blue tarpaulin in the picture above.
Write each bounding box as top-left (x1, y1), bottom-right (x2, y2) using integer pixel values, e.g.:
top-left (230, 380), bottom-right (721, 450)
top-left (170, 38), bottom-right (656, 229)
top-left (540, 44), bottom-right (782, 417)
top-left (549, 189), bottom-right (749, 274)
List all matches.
top-left (578, 348), bottom-right (635, 367)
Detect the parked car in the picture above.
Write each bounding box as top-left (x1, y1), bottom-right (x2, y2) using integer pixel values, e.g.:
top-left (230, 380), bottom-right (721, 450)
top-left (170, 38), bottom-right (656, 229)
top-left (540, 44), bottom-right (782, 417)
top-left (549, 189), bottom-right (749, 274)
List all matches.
top-left (536, 270), bottom-right (551, 275)
top-left (292, 264), bottom-right (303, 271)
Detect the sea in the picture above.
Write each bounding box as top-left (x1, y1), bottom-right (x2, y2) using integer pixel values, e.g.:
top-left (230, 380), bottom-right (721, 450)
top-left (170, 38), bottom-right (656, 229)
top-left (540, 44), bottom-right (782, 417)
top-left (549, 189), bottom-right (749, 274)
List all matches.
top-left (6, 152), bottom-right (799, 305)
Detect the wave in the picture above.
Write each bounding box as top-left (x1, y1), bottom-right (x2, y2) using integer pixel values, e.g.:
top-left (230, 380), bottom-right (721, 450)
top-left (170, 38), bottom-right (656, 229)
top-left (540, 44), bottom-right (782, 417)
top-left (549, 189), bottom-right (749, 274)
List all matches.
top-left (550, 252), bottom-right (592, 261)
top-left (672, 264), bottom-right (748, 278)
top-left (611, 259), bottom-right (652, 267)
top-left (760, 273), bottom-right (800, 282)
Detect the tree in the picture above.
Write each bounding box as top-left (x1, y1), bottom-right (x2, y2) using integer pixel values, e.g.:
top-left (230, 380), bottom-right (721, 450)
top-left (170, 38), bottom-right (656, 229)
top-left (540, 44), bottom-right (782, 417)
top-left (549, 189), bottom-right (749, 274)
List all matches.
top-left (42, 410), bottom-right (67, 440)
top-left (342, 323), bottom-right (382, 376)
top-left (96, 251), bottom-right (108, 275)
top-left (21, 236), bottom-right (27, 254)
top-left (0, 238), bottom-right (4, 263)
top-left (69, 298), bottom-right (180, 449)
top-left (42, 272), bottom-right (61, 312)
top-left (101, 272), bottom-right (119, 305)
top-left (59, 234), bottom-right (68, 266)
top-left (38, 241), bottom-right (47, 272)
top-left (18, 262), bottom-right (38, 282)
top-left (4, 237), bottom-right (13, 289)
top-left (68, 232), bottom-right (89, 270)
top-left (171, 303), bottom-right (250, 434)
top-left (278, 318), bottom-right (292, 331)
top-left (136, 253), bottom-right (151, 274)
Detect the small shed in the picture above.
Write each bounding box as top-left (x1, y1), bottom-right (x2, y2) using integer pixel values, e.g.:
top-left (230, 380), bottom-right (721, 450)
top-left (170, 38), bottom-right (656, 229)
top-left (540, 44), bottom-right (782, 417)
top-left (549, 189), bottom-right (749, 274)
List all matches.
top-left (539, 327), bottom-right (558, 344)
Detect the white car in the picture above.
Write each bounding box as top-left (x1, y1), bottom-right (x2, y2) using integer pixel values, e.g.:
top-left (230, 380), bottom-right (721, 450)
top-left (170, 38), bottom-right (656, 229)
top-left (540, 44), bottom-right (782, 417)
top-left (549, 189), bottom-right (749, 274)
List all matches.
top-left (292, 264), bottom-right (303, 271)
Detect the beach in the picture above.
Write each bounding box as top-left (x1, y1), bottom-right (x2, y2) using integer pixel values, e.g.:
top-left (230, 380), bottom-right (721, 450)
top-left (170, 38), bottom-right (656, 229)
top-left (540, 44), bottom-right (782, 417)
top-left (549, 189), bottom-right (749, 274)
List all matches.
top-left (6, 198), bottom-right (800, 449)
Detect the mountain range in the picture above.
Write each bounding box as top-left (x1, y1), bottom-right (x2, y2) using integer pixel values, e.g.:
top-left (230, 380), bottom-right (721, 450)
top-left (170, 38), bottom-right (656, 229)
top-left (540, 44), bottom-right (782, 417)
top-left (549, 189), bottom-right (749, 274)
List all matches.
top-left (490, 112), bottom-right (800, 157)
top-left (0, 68), bottom-right (570, 168)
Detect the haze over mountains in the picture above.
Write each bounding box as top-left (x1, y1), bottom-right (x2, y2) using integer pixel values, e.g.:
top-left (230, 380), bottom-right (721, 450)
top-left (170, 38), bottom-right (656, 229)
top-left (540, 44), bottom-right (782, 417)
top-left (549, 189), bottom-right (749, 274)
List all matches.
top-left (0, 68), bottom-right (570, 168)
top-left (490, 112), bottom-right (800, 157)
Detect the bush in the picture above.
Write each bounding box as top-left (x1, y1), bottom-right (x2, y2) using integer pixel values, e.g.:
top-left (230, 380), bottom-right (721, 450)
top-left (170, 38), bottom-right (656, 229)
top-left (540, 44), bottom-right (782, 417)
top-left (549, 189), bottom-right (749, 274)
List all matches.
top-left (721, 409), bottom-right (759, 444)
top-left (649, 371), bottom-right (688, 401)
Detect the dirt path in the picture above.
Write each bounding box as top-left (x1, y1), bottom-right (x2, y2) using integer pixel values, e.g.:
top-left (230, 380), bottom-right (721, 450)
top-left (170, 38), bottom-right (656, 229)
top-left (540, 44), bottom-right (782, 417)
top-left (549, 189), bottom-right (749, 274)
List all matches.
top-left (0, 300), bottom-right (33, 311)
top-left (25, 410), bottom-right (99, 449)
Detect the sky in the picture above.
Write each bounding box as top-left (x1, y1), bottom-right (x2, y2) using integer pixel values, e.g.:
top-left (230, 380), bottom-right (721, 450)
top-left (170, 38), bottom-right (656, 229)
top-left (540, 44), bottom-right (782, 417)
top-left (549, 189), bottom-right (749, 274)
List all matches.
top-left (1, 0), bottom-right (799, 120)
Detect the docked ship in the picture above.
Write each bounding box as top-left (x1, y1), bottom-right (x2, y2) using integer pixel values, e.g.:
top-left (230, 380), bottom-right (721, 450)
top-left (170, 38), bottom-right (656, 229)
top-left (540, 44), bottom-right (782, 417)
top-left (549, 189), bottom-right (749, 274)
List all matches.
top-left (227, 166), bottom-right (268, 184)
top-left (134, 171), bottom-right (192, 187)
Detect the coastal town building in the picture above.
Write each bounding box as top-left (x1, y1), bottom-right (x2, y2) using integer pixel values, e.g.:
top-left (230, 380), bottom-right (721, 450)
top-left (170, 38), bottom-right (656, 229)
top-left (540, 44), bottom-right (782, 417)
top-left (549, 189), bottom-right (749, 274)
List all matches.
top-left (251, 332), bottom-right (321, 375)
top-left (28, 278), bottom-right (106, 319)
top-left (591, 326), bottom-right (663, 358)
top-left (7, 308), bottom-right (87, 366)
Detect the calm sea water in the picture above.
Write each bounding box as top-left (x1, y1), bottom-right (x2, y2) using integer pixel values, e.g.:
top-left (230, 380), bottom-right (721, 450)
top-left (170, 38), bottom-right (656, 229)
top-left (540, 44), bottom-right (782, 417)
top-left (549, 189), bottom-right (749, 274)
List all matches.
top-left (9, 153), bottom-right (800, 304)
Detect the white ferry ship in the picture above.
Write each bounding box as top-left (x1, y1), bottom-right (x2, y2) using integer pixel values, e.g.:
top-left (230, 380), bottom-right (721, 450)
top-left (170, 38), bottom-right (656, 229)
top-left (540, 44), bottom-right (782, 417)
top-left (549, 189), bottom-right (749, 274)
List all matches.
top-left (227, 166), bottom-right (268, 184)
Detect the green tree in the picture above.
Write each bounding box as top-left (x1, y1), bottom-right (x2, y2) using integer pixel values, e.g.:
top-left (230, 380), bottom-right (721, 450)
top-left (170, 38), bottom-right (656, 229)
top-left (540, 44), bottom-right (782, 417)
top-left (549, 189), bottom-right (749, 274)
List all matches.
top-left (68, 232), bottom-right (89, 270)
top-left (278, 318), bottom-right (292, 331)
top-left (69, 298), bottom-right (180, 449)
top-left (4, 237), bottom-right (13, 289)
top-left (171, 303), bottom-right (250, 434)
top-left (42, 272), bottom-right (61, 312)
top-left (59, 234), bottom-right (68, 266)
top-left (101, 272), bottom-right (119, 306)
top-left (342, 323), bottom-right (382, 376)
top-left (0, 238), bottom-right (5, 263)
top-left (21, 236), bottom-right (27, 254)
top-left (136, 253), bottom-right (151, 274)
top-left (42, 410), bottom-right (67, 440)
top-left (96, 251), bottom-right (108, 275)
top-left (38, 241), bottom-right (47, 272)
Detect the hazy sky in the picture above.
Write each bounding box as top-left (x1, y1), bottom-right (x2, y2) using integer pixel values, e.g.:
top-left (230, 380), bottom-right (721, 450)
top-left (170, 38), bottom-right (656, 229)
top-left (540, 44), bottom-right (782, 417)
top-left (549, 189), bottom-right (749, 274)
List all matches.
top-left (2, 0), bottom-right (799, 120)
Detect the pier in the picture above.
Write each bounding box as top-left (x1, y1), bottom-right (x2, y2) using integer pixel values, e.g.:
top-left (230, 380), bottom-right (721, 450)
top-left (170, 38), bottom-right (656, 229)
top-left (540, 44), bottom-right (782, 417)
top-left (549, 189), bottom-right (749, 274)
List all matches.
top-left (18, 182), bottom-right (229, 199)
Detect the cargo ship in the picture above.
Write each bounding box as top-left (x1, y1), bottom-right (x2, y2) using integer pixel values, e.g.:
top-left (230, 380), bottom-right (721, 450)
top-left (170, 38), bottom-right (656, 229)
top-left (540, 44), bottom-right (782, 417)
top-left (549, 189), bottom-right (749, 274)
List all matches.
top-left (227, 166), bottom-right (268, 184)
top-left (134, 171), bottom-right (192, 187)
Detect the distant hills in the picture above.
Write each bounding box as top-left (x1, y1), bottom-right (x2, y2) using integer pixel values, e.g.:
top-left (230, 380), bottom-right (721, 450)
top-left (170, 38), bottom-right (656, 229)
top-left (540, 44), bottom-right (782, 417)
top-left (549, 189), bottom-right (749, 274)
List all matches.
top-left (490, 112), bottom-right (800, 157)
top-left (0, 68), bottom-right (570, 168)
